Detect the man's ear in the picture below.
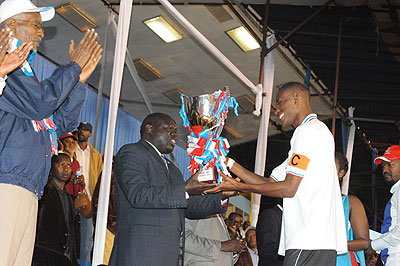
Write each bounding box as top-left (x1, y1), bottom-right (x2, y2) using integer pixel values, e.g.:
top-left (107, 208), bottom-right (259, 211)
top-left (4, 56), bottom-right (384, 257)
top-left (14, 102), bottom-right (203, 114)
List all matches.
top-left (338, 169), bottom-right (345, 179)
top-left (145, 124), bottom-right (152, 134)
top-left (293, 92), bottom-right (299, 104)
top-left (6, 19), bottom-right (17, 34)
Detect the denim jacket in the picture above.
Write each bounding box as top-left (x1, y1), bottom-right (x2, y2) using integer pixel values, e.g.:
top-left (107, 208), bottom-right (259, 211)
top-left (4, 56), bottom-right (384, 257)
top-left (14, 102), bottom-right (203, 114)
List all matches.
top-left (0, 61), bottom-right (86, 199)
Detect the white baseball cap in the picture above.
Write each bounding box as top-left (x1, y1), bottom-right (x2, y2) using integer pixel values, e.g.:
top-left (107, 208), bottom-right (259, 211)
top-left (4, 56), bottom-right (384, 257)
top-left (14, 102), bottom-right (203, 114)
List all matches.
top-left (0, 0), bottom-right (55, 23)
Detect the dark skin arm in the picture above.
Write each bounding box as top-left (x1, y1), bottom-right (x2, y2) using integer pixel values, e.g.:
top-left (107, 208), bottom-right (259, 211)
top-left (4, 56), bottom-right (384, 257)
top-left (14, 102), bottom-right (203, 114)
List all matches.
top-left (220, 239), bottom-right (246, 253)
top-left (348, 195), bottom-right (369, 251)
top-left (206, 161), bottom-right (302, 198)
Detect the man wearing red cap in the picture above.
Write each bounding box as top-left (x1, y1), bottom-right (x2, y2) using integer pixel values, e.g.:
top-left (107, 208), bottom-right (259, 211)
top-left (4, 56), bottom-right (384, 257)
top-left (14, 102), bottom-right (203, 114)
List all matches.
top-left (368, 145), bottom-right (400, 266)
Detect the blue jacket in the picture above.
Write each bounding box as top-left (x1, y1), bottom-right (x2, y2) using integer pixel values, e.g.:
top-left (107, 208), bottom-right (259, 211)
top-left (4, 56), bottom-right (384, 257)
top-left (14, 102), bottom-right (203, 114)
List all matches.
top-left (0, 61), bottom-right (86, 199)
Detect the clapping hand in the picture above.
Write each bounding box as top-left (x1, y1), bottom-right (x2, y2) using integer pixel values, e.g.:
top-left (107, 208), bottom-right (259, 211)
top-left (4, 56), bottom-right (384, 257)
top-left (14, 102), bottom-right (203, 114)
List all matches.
top-left (0, 29), bottom-right (33, 78)
top-left (69, 29), bottom-right (103, 83)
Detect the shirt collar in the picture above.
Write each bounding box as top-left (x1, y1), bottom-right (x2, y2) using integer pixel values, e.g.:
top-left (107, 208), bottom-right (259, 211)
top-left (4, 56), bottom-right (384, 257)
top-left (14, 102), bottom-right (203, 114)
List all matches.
top-left (77, 143), bottom-right (89, 152)
top-left (300, 113), bottom-right (318, 126)
top-left (144, 140), bottom-right (163, 157)
top-left (247, 247), bottom-right (258, 255)
top-left (390, 180), bottom-right (400, 194)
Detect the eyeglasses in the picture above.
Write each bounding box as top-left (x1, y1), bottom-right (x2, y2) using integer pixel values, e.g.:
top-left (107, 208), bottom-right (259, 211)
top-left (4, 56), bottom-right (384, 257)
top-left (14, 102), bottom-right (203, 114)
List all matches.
top-left (13, 19), bottom-right (42, 30)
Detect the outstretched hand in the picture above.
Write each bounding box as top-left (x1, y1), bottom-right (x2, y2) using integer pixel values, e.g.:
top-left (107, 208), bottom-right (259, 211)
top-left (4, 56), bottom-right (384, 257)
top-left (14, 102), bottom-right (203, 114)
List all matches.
top-left (204, 170), bottom-right (241, 194)
top-left (185, 168), bottom-right (218, 196)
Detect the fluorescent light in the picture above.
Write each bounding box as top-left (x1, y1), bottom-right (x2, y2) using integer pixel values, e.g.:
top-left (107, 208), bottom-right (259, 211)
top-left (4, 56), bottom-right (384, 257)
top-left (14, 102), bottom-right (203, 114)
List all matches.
top-left (144, 16), bottom-right (183, 43)
top-left (226, 26), bottom-right (260, 52)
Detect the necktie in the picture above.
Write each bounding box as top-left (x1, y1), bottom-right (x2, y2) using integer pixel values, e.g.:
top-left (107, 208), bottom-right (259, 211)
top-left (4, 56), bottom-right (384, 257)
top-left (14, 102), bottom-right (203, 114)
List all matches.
top-left (161, 154), bottom-right (169, 171)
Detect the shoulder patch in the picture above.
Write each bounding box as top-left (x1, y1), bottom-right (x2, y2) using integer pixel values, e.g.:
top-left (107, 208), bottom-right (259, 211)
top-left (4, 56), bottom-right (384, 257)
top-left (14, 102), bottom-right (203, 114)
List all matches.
top-left (289, 153), bottom-right (310, 171)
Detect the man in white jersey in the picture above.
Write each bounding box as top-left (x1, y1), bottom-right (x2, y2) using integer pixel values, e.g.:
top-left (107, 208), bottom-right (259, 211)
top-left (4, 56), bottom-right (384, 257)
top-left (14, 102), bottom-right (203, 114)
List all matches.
top-left (206, 82), bottom-right (347, 266)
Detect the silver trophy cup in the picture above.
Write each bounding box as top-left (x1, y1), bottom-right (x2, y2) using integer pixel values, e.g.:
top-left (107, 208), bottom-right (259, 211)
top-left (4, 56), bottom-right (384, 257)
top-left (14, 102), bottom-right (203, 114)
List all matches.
top-left (182, 89), bottom-right (228, 182)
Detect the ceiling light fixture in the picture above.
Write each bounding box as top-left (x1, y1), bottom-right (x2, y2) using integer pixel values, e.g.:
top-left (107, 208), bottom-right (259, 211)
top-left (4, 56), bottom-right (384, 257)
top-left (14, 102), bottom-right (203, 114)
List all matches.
top-left (226, 26), bottom-right (260, 52)
top-left (56, 2), bottom-right (99, 32)
top-left (144, 16), bottom-right (183, 43)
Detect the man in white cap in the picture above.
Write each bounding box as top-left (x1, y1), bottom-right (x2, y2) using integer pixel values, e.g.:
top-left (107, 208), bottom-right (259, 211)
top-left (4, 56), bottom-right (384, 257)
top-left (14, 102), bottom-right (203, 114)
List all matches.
top-left (368, 145), bottom-right (400, 266)
top-left (0, 0), bottom-right (102, 265)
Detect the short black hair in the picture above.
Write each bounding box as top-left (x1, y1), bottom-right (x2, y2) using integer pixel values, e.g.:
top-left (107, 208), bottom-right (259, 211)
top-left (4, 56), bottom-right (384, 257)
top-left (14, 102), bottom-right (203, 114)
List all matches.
top-left (140, 113), bottom-right (173, 137)
top-left (228, 212), bottom-right (243, 220)
top-left (51, 153), bottom-right (71, 165)
top-left (335, 152), bottom-right (349, 176)
top-left (278, 81), bottom-right (309, 95)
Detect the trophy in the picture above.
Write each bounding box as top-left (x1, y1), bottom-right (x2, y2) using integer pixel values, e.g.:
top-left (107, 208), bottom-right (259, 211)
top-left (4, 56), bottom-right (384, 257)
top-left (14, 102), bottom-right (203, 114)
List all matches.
top-left (180, 87), bottom-right (238, 183)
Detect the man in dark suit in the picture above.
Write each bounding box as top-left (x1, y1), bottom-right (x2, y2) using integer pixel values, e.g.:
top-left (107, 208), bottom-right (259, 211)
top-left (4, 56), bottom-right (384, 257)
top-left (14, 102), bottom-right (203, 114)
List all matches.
top-left (109, 113), bottom-right (224, 266)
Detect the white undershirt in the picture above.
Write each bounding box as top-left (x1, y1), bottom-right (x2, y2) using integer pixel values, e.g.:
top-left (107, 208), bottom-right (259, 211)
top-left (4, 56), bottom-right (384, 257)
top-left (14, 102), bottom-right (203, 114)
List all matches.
top-left (76, 143), bottom-right (91, 198)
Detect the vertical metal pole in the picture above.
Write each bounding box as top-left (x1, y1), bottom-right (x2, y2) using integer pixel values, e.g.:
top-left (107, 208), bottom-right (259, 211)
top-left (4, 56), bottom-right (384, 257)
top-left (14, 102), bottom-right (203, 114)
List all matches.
top-left (332, 11), bottom-right (343, 137)
top-left (258, 0), bottom-right (270, 84)
top-left (372, 148), bottom-right (378, 230)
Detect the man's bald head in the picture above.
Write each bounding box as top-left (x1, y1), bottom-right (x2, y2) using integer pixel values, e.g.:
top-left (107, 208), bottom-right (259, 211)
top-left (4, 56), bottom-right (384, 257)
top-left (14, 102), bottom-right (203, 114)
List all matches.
top-left (275, 81), bottom-right (313, 128)
top-left (278, 82), bottom-right (310, 100)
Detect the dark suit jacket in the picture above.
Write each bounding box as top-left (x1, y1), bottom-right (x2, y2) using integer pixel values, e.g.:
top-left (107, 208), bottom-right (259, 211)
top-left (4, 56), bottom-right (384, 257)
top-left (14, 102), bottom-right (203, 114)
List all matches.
top-left (109, 139), bottom-right (223, 266)
top-left (35, 181), bottom-right (78, 265)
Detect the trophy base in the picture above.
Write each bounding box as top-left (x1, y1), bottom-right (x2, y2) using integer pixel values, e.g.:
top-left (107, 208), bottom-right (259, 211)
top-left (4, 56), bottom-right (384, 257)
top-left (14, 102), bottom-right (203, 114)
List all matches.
top-left (198, 167), bottom-right (218, 183)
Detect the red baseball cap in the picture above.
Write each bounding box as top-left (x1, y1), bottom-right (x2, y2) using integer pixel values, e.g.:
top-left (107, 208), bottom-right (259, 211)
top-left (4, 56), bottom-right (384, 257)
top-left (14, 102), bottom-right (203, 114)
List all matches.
top-left (59, 132), bottom-right (78, 141)
top-left (374, 145), bottom-right (400, 165)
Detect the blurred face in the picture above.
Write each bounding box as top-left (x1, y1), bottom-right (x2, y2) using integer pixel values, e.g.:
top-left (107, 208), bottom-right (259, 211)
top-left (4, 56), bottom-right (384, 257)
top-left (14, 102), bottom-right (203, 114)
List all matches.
top-left (245, 229), bottom-right (257, 249)
top-left (61, 137), bottom-right (77, 156)
top-left (382, 159), bottom-right (400, 185)
top-left (52, 156), bottom-right (72, 183)
top-left (10, 12), bottom-right (44, 51)
top-left (77, 128), bottom-right (92, 143)
top-left (275, 89), bottom-right (298, 127)
top-left (335, 158), bottom-right (344, 183)
top-left (365, 252), bottom-right (379, 266)
top-left (226, 214), bottom-right (243, 233)
top-left (148, 117), bottom-right (177, 154)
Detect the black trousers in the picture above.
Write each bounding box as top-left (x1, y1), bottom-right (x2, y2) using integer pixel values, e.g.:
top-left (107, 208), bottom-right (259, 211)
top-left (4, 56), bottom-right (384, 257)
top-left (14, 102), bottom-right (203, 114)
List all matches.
top-left (283, 249), bottom-right (336, 266)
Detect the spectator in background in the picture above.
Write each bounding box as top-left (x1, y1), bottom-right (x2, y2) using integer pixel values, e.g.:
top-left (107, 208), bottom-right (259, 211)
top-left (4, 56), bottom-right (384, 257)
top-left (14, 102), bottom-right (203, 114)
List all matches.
top-left (242, 220), bottom-right (251, 232)
top-left (365, 252), bottom-right (380, 266)
top-left (58, 132), bottom-right (85, 197)
top-left (184, 191), bottom-right (246, 266)
top-left (35, 153), bottom-right (90, 265)
top-left (75, 122), bottom-right (103, 265)
top-left (226, 212), bottom-right (243, 240)
top-left (368, 145), bottom-right (400, 266)
top-left (235, 226), bottom-right (258, 266)
top-left (335, 152), bottom-right (368, 266)
top-left (0, 0), bottom-right (102, 264)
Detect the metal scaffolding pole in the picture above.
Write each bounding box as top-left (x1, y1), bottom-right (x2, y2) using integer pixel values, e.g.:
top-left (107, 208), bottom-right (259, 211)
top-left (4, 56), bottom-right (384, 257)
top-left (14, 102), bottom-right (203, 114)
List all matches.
top-left (332, 11), bottom-right (343, 137)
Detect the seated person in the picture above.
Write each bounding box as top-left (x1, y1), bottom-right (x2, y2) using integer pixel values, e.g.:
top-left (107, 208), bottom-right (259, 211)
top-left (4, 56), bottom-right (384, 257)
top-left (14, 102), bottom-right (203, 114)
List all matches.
top-left (35, 153), bottom-right (91, 265)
